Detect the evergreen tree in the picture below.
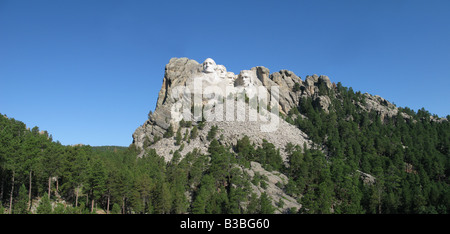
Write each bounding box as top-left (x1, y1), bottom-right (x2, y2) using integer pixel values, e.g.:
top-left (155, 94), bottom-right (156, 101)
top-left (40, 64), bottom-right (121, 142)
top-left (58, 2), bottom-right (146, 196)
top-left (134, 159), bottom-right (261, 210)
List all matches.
top-left (85, 158), bottom-right (107, 213)
top-left (246, 193), bottom-right (259, 214)
top-left (111, 203), bottom-right (121, 214)
top-left (14, 184), bottom-right (29, 214)
top-left (163, 124), bottom-right (174, 138)
top-left (207, 125), bottom-right (219, 141)
top-left (36, 192), bottom-right (52, 214)
top-left (153, 181), bottom-right (172, 214)
top-left (175, 127), bottom-right (182, 146)
top-left (190, 126), bottom-right (198, 139)
top-left (260, 192), bottom-right (275, 214)
top-left (208, 139), bottom-right (231, 184)
top-left (192, 175), bottom-right (215, 214)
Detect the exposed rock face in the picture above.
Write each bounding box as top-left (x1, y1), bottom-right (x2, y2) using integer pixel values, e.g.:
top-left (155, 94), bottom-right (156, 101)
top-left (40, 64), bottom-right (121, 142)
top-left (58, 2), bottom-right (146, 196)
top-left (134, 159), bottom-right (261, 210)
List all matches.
top-left (360, 93), bottom-right (399, 121)
top-left (148, 116), bottom-right (310, 163)
top-left (132, 57), bottom-right (316, 212)
top-left (303, 74), bottom-right (331, 95)
top-left (133, 58), bottom-right (353, 156)
top-left (133, 57), bottom-right (428, 160)
top-left (133, 58), bottom-right (201, 150)
top-left (131, 57), bottom-right (449, 214)
top-left (314, 95), bottom-right (332, 114)
top-left (357, 170), bottom-right (376, 185)
top-left (244, 162), bottom-right (301, 213)
top-left (357, 93), bottom-right (417, 123)
top-left (132, 56), bottom-right (448, 214)
top-left (133, 57), bottom-right (317, 155)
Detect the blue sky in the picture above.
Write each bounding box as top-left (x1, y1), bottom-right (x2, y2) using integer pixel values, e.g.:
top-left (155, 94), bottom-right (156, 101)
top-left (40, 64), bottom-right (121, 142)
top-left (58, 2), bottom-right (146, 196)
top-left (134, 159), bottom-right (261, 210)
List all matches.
top-left (1, 0), bottom-right (449, 146)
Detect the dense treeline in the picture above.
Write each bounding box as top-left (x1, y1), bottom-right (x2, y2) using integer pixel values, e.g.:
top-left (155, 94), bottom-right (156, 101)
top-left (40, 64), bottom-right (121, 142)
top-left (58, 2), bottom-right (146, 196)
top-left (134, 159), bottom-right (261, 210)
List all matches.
top-left (285, 82), bottom-right (450, 213)
top-left (1, 81), bottom-right (449, 214)
top-left (0, 114), bottom-right (277, 214)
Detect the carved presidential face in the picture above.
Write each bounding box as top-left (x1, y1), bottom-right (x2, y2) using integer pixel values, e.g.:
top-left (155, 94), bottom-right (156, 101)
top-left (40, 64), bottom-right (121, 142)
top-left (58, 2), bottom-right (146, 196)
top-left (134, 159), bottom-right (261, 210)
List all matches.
top-left (216, 65), bottom-right (227, 78)
top-left (202, 58), bottom-right (216, 73)
top-left (226, 72), bottom-right (235, 86)
top-left (241, 72), bottom-right (252, 87)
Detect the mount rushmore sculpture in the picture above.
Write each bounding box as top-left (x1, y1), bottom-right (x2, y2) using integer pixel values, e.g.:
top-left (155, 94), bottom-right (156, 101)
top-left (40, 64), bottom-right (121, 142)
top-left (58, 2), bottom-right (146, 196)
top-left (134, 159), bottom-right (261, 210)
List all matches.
top-left (132, 57), bottom-right (345, 156)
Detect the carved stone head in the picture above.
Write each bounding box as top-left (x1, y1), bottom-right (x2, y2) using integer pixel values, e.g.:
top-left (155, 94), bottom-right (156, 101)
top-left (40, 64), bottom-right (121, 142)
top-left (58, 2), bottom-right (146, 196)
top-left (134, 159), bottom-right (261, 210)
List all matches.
top-left (226, 72), bottom-right (236, 86)
top-left (240, 70), bottom-right (253, 88)
top-left (202, 58), bottom-right (216, 73)
top-left (216, 65), bottom-right (227, 78)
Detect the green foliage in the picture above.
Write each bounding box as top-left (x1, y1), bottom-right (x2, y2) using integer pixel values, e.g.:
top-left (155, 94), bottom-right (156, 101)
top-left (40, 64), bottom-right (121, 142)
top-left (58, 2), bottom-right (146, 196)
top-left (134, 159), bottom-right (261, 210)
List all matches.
top-left (256, 140), bottom-right (283, 172)
top-left (190, 125), bottom-right (198, 139)
top-left (179, 119), bottom-right (192, 128)
top-left (111, 203), bottom-right (121, 214)
top-left (14, 184), bottom-right (29, 214)
top-left (235, 136), bottom-right (282, 172)
top-left (92, 146), bottom-right (127, 153)
top-left (1, 78), bottom-right (449, 216)
top-left (260, 192), bottom-right (275, 214)
top-left (192, 174), bottom-right (215, 214)
top-left (293, 82), bottom-right (301, 92)
top-left (36, 192), bottom-right (52, 214)
top-left (183, 129), bottom-right (189, 141)
top-left (208, 139), bottom-right (232, 183)
top-left (206, 125), bottom-right (219, 141)
top-left (175, 127), bottom-right (182, 146)
top-left (163, 124), bottom-right (174, 138)
top-left (235, 135), bottom-right (255, 166)
top-left (288, 84), bottom-right (450, 214)
top-left (86, 158), bottom-right (107, 203)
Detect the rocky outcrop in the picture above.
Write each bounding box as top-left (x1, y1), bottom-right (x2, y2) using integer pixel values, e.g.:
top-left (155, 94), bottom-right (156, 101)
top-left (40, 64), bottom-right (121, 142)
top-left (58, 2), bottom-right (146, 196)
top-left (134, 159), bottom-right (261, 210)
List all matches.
top-left (133, 57), bottom-right (321, 154)
top-left (303, 74), bottom-right (332, 96)
top-left (357, 170), bottom-right (376, 185)
top-left (360, 93), bottom-right (399, 121)
top-left (132, 57), bottom-right (316, 211)
top-left (129, 56), bottom-right (450, 216)
top-left (133, 58), bottom-right (201, 149)
top-left (147, 114), bottom-right (311, 163)
top-left (131, 56), bottom-right (450, 214)
top-left (244, 162), bottom-right (301, 213)
top-left (267, 70), bottom-right (302, 115)
top-left (313, 95), bottom-right (332, 113)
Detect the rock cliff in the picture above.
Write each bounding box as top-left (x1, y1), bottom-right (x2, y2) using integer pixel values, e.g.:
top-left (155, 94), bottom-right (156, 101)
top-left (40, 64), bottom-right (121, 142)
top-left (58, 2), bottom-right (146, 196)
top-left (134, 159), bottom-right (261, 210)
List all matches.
top-left (132, 57), bottom-right (341, 155)
top-left (132, 57), bottom-right (316, 156)
top-left (131, 57), bottom-right (429, 213)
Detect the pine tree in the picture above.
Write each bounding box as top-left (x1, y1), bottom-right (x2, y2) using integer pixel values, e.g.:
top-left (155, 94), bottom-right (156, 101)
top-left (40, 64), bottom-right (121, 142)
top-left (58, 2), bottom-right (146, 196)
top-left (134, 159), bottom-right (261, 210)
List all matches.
top-left (14, 184), bottom-right (29, 214)
top-left (192, 189), bottom-right (207, 214)
top-left (235, 136), bottom-right (257, 168)
top-left (153, 181), bottom-right (172, 214)
top-left (246, 193), bottom-right (259, 214)
top-left (175, 127), bottom-right (182, 146)
top-left (86, 158), bottom-right (107, 213)
top-left (192, 174), bottom-right (215, 214)
top-left (36, 192), bottom-right (52, 214)
top-left (190, 125), bottom-right (198, 139)
top-left (260, 192), bottom-right (275, 214)
top-left (163, 124), bottom-right (174, 138)
top-left (207, 125), bottom-right (219, 141)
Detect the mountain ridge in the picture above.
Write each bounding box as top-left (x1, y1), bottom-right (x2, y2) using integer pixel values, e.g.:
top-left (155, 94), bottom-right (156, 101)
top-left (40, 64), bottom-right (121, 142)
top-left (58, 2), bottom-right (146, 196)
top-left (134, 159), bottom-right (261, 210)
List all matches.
top-left (1, 58), bottom-right (448, 214)
top-left (129, 57), bottom-right (449, 213)
top-left (132, 57), bottom-right (447, 159)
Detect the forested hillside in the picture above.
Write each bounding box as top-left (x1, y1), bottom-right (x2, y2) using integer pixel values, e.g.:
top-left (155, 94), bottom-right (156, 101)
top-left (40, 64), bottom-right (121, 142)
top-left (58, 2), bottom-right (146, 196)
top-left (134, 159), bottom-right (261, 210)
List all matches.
top-left (1, 82), bottom-right (449, 214)
top-left (285, 83), bottom-right (450, 214)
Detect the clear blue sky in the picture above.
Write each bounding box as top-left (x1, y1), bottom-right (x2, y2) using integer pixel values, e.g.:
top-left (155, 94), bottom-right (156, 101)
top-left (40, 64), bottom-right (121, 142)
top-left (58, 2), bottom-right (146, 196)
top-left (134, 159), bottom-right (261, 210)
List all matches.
top-left (1, 0), bottom-right (449, 146)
